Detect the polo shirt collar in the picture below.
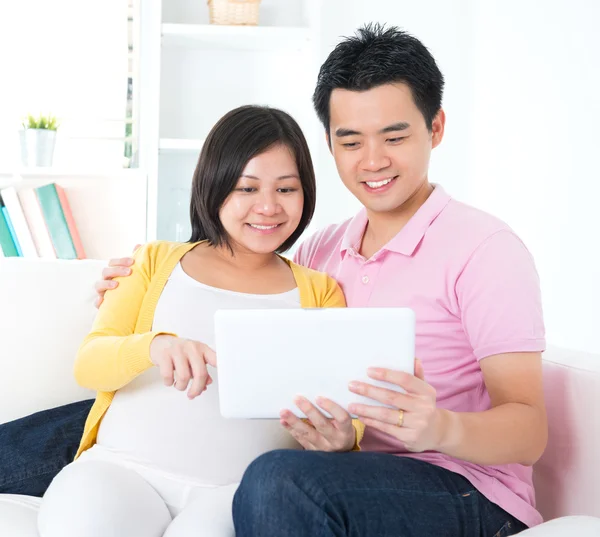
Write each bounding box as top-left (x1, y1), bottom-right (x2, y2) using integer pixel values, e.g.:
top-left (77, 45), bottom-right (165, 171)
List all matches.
top-left (340, 184), bottom-right (451, 258)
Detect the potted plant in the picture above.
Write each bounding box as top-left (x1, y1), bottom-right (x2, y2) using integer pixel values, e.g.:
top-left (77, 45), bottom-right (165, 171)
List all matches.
top-left (19, 114), bottom-right (60, 167)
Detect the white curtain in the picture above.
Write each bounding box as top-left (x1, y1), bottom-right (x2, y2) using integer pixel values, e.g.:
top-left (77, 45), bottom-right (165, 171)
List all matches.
top-left (0, 0), bottom-right (129, 169)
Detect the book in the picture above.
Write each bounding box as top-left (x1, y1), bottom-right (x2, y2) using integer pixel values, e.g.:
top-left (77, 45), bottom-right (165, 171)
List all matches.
top-left (54, 184), bottom-right (86, 259)
top-left (0, 187), bottom-right (38, 258)
top-left (16, 188), bottom-right (57, 259)
top-left (34, 184), bottom-right (77, 260)
top-left (0, 207), bottom-right (19, 257)
top-left (35, 183), bottom-right (83, 260)
top-left (0, 195), bottom-right (22, 256)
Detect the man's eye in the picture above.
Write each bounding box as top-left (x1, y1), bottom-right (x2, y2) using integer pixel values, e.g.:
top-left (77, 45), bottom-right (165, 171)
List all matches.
top-left (388, 137), bottom-right (406, 143)
top-left (342, 142), bottom-right (359, 148)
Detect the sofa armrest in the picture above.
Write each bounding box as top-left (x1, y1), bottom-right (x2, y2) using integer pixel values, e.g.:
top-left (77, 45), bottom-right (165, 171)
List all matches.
top-left (534, 345), bottom-right (600, 520)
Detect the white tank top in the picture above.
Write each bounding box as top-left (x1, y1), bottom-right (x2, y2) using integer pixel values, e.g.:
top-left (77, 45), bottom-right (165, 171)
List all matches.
top-left (96, 262), bottom-right (301, 485)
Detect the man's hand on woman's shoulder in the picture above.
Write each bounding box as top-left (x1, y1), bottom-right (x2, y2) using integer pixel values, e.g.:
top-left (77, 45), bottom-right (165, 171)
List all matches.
top-left (94, 245), bottom-right (140, 308)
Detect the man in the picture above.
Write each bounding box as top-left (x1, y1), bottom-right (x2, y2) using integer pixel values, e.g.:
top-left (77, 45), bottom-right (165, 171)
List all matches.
top-left (1, 24), bottom-right (546, 537)
top-left (230, 24), bottom-right (547, 536)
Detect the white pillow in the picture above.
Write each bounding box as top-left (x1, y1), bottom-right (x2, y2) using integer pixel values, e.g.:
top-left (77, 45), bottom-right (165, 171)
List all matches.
top-left (0, 257), bottom-right (106, 424)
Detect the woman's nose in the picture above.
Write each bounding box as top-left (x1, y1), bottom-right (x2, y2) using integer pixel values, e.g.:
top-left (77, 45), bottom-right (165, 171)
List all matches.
top-left (253, 193), bottom-right (281, 216)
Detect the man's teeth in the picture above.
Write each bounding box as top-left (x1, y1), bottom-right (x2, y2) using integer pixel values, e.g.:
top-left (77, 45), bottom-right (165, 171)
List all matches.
top-left (366, 178), bottom-right (393, 188)
top-left (249, 224), bottom-right (278, 230)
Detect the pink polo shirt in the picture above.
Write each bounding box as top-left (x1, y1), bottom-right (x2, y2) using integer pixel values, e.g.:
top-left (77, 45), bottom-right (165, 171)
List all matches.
top-left (294, 185), bottom-right (546, 528)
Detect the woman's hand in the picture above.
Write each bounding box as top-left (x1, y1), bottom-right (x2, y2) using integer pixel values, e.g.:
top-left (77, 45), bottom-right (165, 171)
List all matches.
top-left (280, 396), bottom-right (356, 452)
top-left (150, 335), bottom-right (217, 400)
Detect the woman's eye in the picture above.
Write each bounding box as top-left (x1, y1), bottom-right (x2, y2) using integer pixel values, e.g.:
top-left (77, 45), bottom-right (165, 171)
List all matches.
top-left (237, 187), bottom-right (256, 193)
top-left (278, 188), bottom-right (297, 194)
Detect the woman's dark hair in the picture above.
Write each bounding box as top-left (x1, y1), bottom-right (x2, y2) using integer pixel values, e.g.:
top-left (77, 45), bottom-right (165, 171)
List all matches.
top-left (189, 105), bottom-right (316, 253)
top-left (313, 23), bottom-right (445, 137)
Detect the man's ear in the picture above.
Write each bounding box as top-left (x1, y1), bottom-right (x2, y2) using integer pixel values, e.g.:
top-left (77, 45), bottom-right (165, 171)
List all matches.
top-left (431, 109), bottom-right (446, 149)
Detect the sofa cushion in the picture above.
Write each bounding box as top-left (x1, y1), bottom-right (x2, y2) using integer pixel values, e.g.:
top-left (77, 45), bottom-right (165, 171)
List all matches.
top-left (0, 258), bottom-right (105, 424)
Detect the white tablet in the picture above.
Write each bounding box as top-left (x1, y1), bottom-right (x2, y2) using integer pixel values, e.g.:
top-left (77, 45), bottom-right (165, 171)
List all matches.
top-left (214, 307), bottom-right (415, 419)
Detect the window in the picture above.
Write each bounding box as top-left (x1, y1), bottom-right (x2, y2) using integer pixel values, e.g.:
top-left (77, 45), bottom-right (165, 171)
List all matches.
top-left (0, 0), bottom-right (138, 170)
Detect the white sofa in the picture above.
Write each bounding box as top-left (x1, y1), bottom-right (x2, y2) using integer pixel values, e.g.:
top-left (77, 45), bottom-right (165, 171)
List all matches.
top-left (0, 257), bottom-right (599, 536)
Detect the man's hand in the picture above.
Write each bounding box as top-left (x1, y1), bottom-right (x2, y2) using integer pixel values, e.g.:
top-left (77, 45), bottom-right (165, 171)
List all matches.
top-left (348, 359), bottom-right (447, 453)
top-left (280, 396), bottom-right (356, 452)
top-left (94, 245), bottom-right (140, 308)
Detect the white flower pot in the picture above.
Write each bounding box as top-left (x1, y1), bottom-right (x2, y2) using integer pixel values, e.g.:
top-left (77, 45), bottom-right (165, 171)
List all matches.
top-left (19, 129), bottom-right (57, 167)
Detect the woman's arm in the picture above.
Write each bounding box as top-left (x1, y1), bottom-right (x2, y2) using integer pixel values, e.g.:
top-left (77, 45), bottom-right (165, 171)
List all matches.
top-left (74, 244), bottom-right (174, 392)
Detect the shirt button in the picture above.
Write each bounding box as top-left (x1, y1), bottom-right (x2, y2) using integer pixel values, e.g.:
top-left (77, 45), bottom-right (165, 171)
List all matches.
top-left (362, 275), bottom-right (369, 284)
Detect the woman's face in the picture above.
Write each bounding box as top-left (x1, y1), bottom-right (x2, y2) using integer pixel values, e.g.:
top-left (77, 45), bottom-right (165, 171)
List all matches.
top-left (219, 144), bottom-right (304, 255)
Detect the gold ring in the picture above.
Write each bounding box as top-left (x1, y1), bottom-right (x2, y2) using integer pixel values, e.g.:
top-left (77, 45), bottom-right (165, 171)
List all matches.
top-left (397, 409), bottom-right (404, 427)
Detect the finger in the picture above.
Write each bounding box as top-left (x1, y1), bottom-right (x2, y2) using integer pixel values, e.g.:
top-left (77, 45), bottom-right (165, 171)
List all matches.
top-left (315, 397), bottom-right (352, 428)
top-left (159, 358), bottom-right (174, 387)
top-left (280, 411), bottom-right (320, 450)
top-left (365, 367), bottom-right (431, 395)
top-left (172, 352), bottom-right (192, 391)
top-left (94, 279), bottom-right (118, 294)
top-left (294, 397), bottom-right (333, 436)
top-left (280, 420), bottom-right (317, 450)
top-left (348, 403), bottom-right (408, 427)
top-left (187, 348), bottom-right (209, 399)
top-left (132, 244), bottom-right (141, 254)
top-left (108, 257), bottom-right (135, 268)
top-left (101, 266), bottom-right (131, 281)
top-left (94, 296), bottom-right (103, 309)
top-left (414, 358), bottom-right (425, 381)
top-left (203, 346), bottom-right (217, 368)
top-left (360, 416), bottom-right (404, 440)
top-left (349, 381), bottom-right (418, 410)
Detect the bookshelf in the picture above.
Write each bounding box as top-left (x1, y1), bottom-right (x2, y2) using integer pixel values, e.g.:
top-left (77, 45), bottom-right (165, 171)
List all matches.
top-left (0, 171), bottom-right (147, 260)
top-left (138, 0), bottom-right (322, 243)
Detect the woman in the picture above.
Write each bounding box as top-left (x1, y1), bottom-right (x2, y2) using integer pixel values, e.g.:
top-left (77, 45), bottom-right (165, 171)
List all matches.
top-left (38, 106), bottom-right (362, 537)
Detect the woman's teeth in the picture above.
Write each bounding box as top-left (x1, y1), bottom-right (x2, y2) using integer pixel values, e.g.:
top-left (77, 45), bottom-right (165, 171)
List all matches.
top-left (248, 224), bottom-right (278, 230)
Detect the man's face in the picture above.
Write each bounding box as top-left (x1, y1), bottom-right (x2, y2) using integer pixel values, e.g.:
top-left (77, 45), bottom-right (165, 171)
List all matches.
top-left (328, 83), bottom-right (444, 215)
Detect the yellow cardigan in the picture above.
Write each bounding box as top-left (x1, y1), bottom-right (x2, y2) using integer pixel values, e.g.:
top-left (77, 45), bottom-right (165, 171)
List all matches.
top-left (74, 240), bottom-right (365, 457)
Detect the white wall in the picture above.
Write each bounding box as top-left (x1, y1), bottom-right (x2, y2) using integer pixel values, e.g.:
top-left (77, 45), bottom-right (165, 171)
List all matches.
top-left (466, 0), bottom-right (600, 352)
top-left (313, 0), bottom-right (599, 353)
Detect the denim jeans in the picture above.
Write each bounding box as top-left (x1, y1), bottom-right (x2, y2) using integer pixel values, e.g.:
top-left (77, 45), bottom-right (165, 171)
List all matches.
top-left (233, 449), bottom-right (528, 537)
top-left (0, 399), bottom-right (94, 497)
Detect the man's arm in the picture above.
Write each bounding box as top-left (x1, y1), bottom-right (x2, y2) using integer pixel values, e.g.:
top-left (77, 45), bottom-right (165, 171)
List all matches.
top-left (438, 351), bottom-right (547, 466)
top-left (350, 229), bottom-right (548, 466)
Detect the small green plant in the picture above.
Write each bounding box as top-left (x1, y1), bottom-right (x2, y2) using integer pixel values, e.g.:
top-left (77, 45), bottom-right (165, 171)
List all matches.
top-left (23, 114), bottom-right (59, 131)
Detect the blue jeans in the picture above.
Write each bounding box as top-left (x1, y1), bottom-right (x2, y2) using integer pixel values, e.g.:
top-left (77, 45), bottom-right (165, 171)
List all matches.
top-left (233, 450), bottom-right (528, 537)
top-left (0, 399), bottom-right (93, 497)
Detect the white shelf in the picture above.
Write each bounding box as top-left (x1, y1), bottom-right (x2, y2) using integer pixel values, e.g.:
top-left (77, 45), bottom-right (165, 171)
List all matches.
top-left (161, 24), bottom-right (311, 51)
top-left (0, 167), bottom-right (145, 180)
top-left (159, 138), bottom-right (205, 151)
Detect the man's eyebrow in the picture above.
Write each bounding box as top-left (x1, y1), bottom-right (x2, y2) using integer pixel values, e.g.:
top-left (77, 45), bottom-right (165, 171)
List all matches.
top-left (241, 174), bottom-right (300, 180)
top-left (334, 122), bottom-right (411, 138)
top-left (380, 122), bottom-right (410, 134)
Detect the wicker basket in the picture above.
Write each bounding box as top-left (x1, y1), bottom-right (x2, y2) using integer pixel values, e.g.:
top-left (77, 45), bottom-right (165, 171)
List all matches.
top-left (207, 0), bottom-right (261, 26)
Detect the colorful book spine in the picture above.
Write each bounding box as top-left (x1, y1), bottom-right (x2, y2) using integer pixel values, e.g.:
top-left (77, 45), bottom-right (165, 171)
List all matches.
top-left (35, 184), bottom-right (78, 260)
top-left (0, 187), bottom-right (38, 258)
top-left (54, 184), bottom-right (86, 259)
top-left (16, 188), bottom-right (57, 259)
top-left (0, 200), bottom-right (22, 256)
top-left (0, 207), bottom-right (19, 257)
